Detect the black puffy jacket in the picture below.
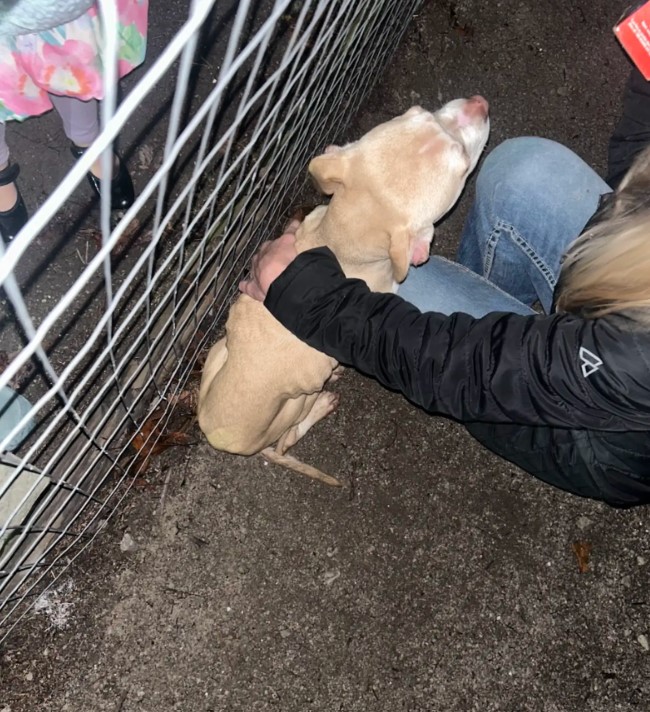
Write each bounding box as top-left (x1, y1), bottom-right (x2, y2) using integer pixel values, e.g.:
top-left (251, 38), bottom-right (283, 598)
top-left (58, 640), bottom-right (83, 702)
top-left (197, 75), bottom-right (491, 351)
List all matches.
top-left (608, 67), bottom-right (650, 188)
top-left (265, 248), bottom-right (650, 507)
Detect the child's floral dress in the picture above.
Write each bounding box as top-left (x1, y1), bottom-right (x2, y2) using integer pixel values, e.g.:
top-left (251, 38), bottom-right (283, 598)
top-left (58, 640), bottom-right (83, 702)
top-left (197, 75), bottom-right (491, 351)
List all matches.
top-left (0, 0), bottom-right (148, 122)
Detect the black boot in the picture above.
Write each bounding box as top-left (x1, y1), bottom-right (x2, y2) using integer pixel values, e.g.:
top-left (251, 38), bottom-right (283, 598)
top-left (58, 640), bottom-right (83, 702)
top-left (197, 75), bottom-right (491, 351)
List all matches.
top-left (0, 163), bottom-right (28, 242)
top-left (70, 143), bottom-right (135, 211)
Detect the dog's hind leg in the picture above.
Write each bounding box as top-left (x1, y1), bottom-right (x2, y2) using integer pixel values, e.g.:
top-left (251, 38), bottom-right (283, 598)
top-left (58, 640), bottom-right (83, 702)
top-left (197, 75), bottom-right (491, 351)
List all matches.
top-left (276, 391), bottom-right (340, 454)
top-left (260, 390), bottom-right (342, 487)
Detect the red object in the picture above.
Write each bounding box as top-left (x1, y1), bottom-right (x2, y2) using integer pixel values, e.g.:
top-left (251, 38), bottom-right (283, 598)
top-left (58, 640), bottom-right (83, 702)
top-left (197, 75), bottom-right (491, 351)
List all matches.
top-left (615, 2), bottom-right (650, 80)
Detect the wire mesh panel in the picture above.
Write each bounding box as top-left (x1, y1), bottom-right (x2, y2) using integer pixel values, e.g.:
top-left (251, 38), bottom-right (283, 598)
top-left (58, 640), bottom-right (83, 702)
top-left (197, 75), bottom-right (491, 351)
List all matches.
top-left (0, 0), bottom-right (421, 641)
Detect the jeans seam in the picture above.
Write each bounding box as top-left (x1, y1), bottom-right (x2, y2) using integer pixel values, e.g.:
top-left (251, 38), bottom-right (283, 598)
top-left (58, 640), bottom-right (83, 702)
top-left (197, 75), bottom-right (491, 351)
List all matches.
top-left (484, 219), bottom-right (557, 292)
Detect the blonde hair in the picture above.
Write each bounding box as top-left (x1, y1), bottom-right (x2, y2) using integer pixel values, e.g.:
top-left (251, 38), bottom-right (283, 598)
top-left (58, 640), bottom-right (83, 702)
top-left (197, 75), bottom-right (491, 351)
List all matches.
top-left (555, 148), bottom-right (650, 328)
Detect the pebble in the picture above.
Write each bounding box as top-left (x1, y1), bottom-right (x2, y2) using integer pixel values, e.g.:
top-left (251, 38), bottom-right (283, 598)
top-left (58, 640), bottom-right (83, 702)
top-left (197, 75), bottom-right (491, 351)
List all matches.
top-left (638, 634), bottom-right (649, 652)
top-left (322, 569), bottom-right (341, 586)
top-left (120, 532), bottom-right (138, 553)
top-left (637, 555), bottom-right (647, 566)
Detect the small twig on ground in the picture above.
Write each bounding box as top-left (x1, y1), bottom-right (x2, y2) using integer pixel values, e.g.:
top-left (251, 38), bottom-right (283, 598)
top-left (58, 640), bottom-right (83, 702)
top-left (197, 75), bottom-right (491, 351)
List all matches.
top-left (189, 533), bottom-right (209, 547)
top-left (159, 467), bottom-right (173, 519)
top-left (75, 232), bottom-right (93, 265)
top-left (115, 690), bottom-right (128, 712)
top-left (162, 586), bottom-right (204, 598)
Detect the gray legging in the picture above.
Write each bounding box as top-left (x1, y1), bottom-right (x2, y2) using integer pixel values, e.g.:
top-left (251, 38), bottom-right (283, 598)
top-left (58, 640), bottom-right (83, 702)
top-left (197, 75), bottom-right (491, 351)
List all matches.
top-left (0, 385), bottom-right (34, 451)
top-left (0, 95), bottom-right (100, 166)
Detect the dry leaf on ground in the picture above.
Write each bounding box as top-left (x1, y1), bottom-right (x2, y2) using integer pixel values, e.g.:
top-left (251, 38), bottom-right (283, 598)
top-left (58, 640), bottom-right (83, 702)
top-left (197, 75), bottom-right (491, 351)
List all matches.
top-left (572, 540), bottom-right (592, 573)
top-left (130, 407), bottom-right (193, 474)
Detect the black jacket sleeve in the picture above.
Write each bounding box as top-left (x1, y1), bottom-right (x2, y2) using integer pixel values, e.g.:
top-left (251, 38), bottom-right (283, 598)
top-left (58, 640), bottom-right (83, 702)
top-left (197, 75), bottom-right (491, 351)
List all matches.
top-left (607, 67), bottom-right (650, 188)
top-left (265, 248), bottom-right (650, 432)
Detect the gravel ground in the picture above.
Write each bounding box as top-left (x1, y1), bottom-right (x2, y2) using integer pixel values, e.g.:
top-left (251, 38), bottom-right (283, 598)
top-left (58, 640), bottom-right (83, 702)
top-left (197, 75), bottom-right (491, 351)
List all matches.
top-left (2, 1), bottom-right (650, 711)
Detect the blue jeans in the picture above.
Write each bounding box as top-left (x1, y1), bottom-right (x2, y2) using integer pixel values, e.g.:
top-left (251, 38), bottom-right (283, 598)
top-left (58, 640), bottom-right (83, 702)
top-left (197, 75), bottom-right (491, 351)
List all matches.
top-left (398, 137), bottom-right (611, 315)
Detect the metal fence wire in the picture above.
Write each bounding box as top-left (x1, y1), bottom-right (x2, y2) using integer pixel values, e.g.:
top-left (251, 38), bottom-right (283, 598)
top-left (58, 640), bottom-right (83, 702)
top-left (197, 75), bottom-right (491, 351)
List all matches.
top-left (0, 0), bottom-right (421, 641)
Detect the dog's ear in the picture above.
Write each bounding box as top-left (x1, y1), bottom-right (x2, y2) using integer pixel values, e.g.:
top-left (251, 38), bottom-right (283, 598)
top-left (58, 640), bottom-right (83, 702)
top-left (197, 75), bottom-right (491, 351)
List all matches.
top-left (388, 227), bottom-right (412, 284)
top-left (308, 145), bottom-right (349, 195)
top-left (388, 225), bottom-right (434, 284)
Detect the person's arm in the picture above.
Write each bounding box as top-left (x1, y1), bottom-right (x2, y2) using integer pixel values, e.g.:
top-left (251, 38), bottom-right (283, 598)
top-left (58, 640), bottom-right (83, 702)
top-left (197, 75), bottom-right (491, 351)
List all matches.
top-left (607, 67), bottom-right (650, 188)
top-left (264, 247), bottom-right (649, 431)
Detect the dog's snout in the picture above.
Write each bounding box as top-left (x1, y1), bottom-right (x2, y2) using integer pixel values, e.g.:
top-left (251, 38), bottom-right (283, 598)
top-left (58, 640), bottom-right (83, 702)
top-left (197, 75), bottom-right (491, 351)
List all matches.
top-left (450, 95), bottom-right (489, 129)
top-left (465, 95), bottom-right (489, 119)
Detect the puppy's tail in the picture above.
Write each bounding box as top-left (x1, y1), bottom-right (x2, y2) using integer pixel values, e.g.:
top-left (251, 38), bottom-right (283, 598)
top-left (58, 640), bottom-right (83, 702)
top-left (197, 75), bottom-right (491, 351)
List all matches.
top-left (259, 447), bottom-right (342, 487)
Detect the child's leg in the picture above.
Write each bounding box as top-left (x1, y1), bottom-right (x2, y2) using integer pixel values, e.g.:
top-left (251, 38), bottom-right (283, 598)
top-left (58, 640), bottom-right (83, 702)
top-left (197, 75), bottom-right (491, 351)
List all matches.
top-left (0, 123), bottom-right (17, 212)
top-left (50, 94), bottom-right (134, 209)
top-left (49, 95), bottom-right (100, 147)
top-left (50, 95), bottom-right (115, 178)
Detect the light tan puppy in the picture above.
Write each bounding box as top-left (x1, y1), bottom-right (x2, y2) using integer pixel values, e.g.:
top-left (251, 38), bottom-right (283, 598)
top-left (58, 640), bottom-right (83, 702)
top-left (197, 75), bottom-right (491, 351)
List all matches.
top-left (198, 97), bottom-right (490, 485)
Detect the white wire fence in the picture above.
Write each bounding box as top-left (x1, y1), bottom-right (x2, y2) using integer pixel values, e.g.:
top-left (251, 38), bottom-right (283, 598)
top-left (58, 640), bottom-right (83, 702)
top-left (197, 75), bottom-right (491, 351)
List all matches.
top-left (0, 0), bottom-right (421, 642)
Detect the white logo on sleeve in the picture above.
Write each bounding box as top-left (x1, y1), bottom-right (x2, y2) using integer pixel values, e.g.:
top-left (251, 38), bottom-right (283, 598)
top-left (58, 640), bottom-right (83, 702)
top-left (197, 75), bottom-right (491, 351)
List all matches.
top-left (579, 346), bottom-right (603, 377)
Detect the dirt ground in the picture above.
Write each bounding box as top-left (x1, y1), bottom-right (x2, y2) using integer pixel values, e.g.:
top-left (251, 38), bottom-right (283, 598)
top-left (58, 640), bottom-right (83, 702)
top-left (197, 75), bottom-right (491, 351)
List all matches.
top-left (2, 0), bottom-right (650, 711)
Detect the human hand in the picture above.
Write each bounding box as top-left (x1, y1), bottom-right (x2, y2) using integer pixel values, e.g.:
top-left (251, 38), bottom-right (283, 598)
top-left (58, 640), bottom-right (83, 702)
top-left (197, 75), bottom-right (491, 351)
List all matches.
top-left (238, 219), bottom-right (300, 301)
